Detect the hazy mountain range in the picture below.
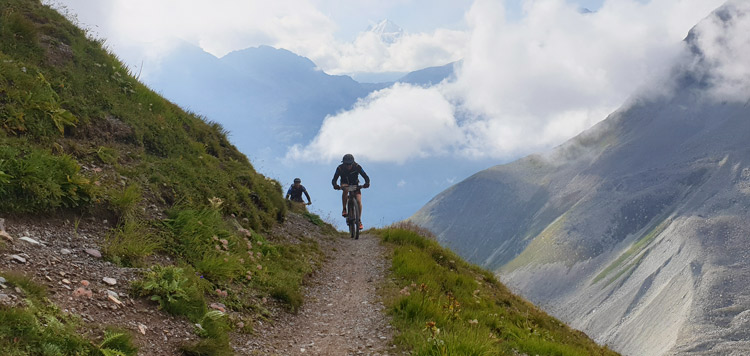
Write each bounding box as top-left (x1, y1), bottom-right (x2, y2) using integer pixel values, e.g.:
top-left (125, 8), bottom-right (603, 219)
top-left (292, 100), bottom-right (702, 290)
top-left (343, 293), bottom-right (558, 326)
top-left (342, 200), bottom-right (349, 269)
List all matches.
top-left (410, 2), bottom-right (750, 355)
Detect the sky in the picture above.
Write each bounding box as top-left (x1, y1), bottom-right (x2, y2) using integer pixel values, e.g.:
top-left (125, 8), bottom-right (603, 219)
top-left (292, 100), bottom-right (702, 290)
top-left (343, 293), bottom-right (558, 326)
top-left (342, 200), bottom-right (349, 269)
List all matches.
top-left (44, 0), bottom-right (748, 227)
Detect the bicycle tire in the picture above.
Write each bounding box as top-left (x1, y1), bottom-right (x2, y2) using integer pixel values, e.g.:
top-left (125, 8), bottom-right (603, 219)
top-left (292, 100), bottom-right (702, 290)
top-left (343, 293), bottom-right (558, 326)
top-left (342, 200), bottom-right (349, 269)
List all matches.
top-left (347, 198), bottom-right (358, 239)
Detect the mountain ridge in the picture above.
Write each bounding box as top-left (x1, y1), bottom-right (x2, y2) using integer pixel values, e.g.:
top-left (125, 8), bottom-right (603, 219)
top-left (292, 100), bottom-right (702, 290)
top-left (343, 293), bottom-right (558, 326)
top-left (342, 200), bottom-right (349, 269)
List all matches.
top-left (410, 1), bottom-right (750, 355)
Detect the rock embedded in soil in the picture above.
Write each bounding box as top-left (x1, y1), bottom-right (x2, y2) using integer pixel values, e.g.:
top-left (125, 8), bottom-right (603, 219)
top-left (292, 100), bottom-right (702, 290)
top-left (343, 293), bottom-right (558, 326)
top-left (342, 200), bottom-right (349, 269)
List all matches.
top-left (19, 236), bottom-right (41, 245)
top-left (102, 277), bottom-right (117, 286)
top-left (9, 255), bottom-right (26, 264)
top-left (84, 249), bottom-right (102, 258)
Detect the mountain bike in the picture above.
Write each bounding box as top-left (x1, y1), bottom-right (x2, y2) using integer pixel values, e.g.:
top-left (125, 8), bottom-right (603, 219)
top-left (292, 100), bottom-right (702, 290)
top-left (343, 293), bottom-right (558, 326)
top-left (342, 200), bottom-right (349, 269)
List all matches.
top-left (341, 185), bottom-right (366, 239)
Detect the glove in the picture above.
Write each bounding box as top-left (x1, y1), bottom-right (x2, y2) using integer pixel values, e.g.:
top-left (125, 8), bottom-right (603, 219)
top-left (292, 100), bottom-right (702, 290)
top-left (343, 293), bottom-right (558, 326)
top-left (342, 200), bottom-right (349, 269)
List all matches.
top-left (307, 202), bottom-right (312, 205)
top-left (363, 183), bottom-right (370, 188)
top-left (333, 184), bottom-right (340, 190)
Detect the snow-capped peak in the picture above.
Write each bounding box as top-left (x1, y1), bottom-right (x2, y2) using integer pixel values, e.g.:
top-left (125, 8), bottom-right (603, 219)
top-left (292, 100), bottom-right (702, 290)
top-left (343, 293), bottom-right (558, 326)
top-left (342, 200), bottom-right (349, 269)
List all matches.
top-left (367, 19), bottom-right (404, 44)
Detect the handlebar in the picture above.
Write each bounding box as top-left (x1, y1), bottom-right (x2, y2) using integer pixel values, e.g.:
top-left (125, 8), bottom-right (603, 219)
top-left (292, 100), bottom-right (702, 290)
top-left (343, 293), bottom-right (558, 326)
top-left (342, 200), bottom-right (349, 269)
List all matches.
top-left (335, 185), bottom-right (368, 191)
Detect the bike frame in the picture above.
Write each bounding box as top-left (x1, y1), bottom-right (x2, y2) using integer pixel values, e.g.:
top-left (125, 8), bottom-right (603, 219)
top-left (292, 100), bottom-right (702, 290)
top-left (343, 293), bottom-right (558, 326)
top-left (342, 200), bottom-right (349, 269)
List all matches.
top-left (342, 185), bottom-right (363, 239)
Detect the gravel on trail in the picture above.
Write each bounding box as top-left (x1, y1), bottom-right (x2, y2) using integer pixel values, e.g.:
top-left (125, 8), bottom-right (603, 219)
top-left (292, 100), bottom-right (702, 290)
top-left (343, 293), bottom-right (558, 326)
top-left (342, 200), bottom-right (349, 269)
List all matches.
top-left (240, 231), bottom-right (396, 356)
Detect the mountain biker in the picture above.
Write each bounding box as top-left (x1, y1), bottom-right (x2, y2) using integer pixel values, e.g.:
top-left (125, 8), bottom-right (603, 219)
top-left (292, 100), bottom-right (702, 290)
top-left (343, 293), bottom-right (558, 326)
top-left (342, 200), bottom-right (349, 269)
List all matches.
top-left (286, 178), bottom-right (312, 205)
top-left (332, 154), bottom-right (370, 229)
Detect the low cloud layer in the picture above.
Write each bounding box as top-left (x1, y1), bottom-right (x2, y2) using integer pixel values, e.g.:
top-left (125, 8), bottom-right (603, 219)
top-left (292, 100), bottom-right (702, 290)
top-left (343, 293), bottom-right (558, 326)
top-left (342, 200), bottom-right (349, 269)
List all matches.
top-left (290, 0), bottom-right (730, 164)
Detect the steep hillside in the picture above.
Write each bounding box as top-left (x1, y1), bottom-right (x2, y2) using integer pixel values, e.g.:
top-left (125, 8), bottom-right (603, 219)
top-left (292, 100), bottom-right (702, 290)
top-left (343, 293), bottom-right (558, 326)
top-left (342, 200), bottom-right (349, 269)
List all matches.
top-left (0, 0), bottom-right (325, 354)
top-left (411, 2), bottom-right (750, 355)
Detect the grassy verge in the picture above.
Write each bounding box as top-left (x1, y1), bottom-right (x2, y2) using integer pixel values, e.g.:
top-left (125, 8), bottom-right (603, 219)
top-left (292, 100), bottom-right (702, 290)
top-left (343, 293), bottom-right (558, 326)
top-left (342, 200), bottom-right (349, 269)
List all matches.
top-left (375, 223), bottom-right (619, 356)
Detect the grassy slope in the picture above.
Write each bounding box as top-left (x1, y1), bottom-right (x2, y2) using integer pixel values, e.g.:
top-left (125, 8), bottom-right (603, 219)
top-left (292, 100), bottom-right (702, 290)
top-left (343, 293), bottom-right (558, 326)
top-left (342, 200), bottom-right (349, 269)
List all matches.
top-left (0, 1), bottom-right (328, 354)
top-left (376, 224), bottom-right (619, 356)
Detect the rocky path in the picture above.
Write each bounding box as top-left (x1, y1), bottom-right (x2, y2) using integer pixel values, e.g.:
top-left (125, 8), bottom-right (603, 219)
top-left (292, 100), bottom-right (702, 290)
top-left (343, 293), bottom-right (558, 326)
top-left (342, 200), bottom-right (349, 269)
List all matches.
top-left (242, 233), bottom-right (395, 356)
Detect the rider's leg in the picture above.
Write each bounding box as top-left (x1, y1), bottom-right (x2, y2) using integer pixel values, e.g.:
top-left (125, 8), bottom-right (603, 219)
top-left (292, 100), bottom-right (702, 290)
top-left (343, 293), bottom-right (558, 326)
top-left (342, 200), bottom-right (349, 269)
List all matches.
top-left (356, 192), bottom-right (363, 220)
top-left (341, 184), bottom-right (348, 215)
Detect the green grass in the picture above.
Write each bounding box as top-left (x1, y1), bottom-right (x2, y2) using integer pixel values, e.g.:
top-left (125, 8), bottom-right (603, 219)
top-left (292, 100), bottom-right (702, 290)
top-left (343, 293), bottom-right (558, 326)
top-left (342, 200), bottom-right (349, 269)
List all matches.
top-left (103, 220), bottom-right (161, 267)
top-left (0, 272), bottom-right (138, 356)
top-left (131, 265), bottom-right (209, 321)
top-left (0, 141), bottom-right (93, 212)
top-left (375, 226), bottom-right (619, 356)
top-left (0, 0), bottom-right (286, 225)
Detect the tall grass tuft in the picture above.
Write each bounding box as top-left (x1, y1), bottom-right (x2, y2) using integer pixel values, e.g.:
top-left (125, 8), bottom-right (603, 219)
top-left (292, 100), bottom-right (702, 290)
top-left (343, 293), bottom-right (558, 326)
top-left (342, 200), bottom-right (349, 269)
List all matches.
top-left (103, 220), bottom-right (160, 267)
top-left (108, 183), bottom-right (142, 223)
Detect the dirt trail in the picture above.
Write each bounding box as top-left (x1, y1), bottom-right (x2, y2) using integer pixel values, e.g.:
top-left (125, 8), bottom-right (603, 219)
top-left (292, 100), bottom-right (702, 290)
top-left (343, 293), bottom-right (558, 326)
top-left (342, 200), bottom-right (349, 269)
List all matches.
top-left (242, 232), bottom-right (395, 356)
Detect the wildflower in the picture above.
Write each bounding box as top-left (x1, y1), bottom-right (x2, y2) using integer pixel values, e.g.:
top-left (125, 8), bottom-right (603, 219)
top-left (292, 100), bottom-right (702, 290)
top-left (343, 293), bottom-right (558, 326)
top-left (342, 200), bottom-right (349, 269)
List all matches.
top-left (399, 287), bottom-right (410, 296)
top-left (468, 319), bottom-right (478, 325)
top-left (257, 264), bottom-right (263, 270)
top-left (212, 235), bottom-right (219, 241)
top-left (208, 197), bottom-right (223, 209)
top-left (215, 245), bottom-right (221, 250)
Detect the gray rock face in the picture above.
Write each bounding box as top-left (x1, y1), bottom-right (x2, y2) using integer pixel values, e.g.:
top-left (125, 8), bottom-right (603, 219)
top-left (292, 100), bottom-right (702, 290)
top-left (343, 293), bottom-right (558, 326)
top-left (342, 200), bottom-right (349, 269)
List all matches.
top-left (410, 2), bottom-right (750, 355)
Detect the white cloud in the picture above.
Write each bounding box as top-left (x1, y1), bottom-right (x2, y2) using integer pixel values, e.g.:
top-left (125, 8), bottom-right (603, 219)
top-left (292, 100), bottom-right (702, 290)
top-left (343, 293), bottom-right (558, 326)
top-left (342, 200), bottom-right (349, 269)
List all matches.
top-left (397, 179), bottom-right (407, 188)
top-left (313, 28), bottom-right (467, 74)
top-left (290, 0), bottom-right (728, 163)
top-left (48, 0), bottom-right (335, 66)
top-left (685, 0), bottom-right (750, 102)
top-left (286, 83), bottom-right (462, 164)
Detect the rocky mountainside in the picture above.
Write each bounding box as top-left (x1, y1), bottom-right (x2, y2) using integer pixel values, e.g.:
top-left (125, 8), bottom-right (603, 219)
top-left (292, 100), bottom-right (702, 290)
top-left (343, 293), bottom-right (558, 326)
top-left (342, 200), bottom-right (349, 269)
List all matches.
top-left (410, 2), bottom-right (750, 355)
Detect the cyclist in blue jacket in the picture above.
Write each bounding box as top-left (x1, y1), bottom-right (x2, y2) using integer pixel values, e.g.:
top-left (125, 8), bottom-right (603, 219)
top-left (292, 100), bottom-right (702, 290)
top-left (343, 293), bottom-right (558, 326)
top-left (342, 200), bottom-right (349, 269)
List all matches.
top-left (332, 154), bottom-right (370, 229)
top-left (286, 178), bottom-right (311, 205)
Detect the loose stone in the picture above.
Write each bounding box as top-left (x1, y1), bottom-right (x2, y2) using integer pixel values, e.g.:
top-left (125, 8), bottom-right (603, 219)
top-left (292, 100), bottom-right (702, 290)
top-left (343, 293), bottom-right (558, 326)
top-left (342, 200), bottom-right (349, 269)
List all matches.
top-left (84, 249), bottom-right (102, 258)
top-left (102, 277), bottom-right (117, 286)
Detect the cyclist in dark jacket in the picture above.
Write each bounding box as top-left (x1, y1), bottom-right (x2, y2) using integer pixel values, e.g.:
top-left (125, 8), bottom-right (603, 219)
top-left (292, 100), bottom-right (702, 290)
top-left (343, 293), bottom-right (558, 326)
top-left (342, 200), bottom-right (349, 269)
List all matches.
top-left (332, 154), bottom-right (370, 229)
top-left (286, 178), bottom-right (311, 205)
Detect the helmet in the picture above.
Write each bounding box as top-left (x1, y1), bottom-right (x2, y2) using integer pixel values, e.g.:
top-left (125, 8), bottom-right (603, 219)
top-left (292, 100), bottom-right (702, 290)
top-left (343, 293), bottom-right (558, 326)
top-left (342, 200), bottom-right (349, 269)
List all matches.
top-left (342, 154), bottom-right (354, 164)
top-left (293, 178), bottom-right (301, 183)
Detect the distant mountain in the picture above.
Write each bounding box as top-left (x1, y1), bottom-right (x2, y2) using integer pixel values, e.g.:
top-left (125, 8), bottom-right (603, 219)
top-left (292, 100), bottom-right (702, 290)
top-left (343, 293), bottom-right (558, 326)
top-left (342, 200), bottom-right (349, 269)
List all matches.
top-left (396, 61), bottom-right (458, 87)
top-left (410, 2), bottom-right (750, 355)
top-left (145, 45), bottom-right (388, 155)
top-left (367, 19), bottom-right (404, 44)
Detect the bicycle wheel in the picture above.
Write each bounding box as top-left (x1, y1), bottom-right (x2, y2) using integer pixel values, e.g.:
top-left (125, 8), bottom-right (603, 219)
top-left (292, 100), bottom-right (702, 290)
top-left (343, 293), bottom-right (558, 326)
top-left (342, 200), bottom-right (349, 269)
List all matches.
top-left (347, 198), bottom-right (358, 239)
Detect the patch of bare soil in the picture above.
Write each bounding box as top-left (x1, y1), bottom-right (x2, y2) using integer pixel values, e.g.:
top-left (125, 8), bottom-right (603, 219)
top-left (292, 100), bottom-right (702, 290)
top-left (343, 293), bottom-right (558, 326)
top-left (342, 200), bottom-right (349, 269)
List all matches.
top-left (237, 232), bottom-right (395, 356)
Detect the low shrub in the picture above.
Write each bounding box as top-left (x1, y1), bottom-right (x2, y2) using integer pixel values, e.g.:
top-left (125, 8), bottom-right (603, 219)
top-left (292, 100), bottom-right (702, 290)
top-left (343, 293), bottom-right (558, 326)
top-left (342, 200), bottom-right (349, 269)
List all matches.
top-left (0, 141), bottom-right (93, 213)
top-left (131, 265), bottom-right (208, 321)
